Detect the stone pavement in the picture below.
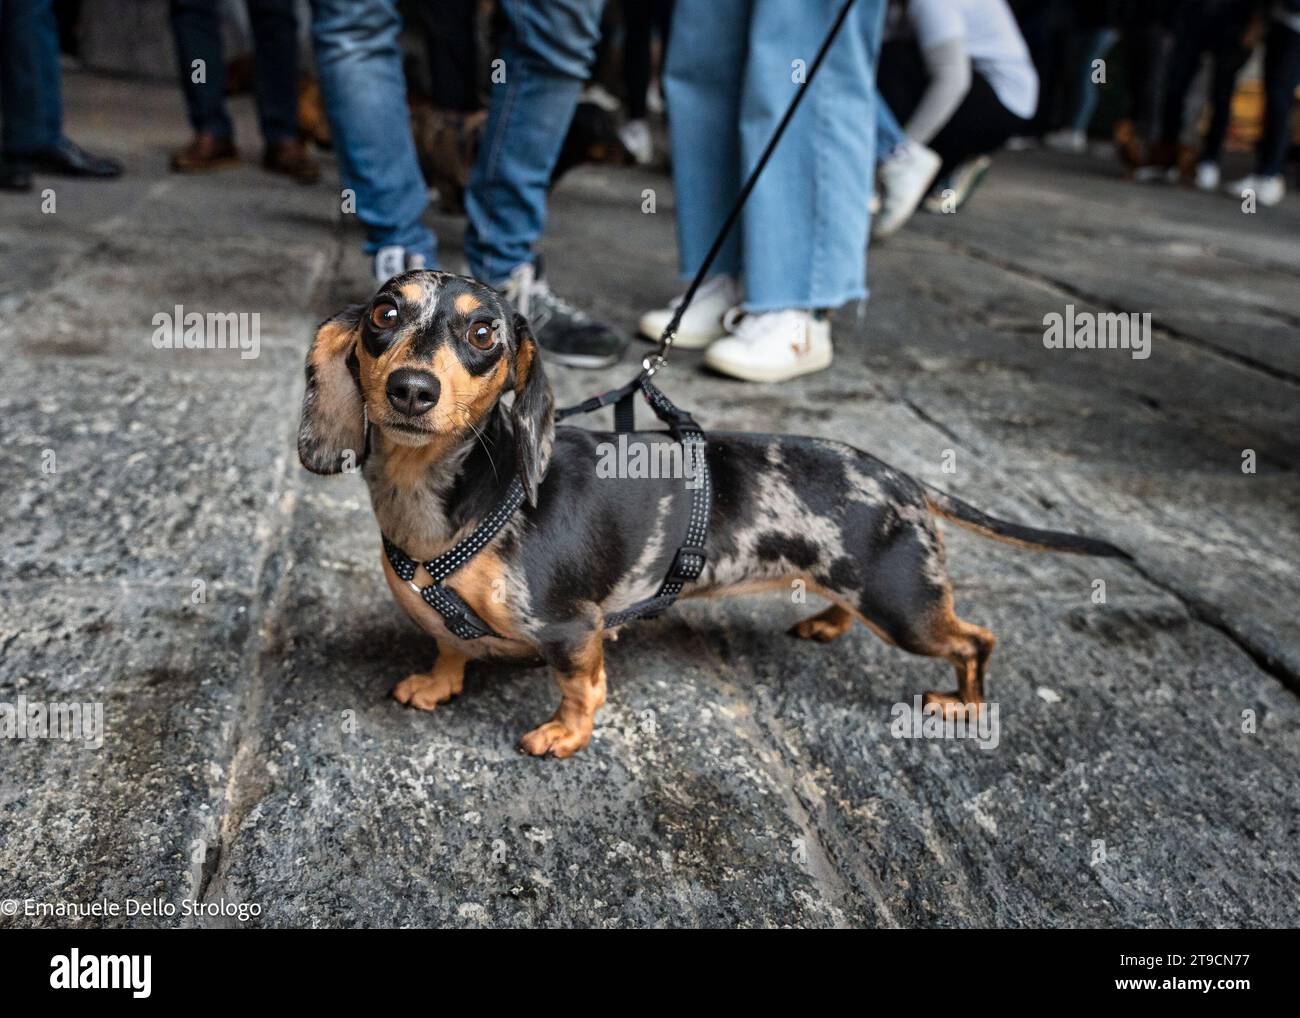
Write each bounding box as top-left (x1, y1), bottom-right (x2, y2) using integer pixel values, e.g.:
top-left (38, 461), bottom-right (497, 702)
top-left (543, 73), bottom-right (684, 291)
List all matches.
top-left (2, 73), bottom-right (1298, 928)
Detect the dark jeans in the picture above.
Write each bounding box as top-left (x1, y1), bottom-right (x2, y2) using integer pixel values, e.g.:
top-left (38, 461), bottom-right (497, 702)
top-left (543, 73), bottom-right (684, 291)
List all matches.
top-left (405, 0), bottom-right (479, 111)
top-left (170, 0), bottom-right (299, 144)
top-left (1158, 0), bottom-right (1254, 161)
top-left (1, 0), bottom-right (64, 157)
top-left (1258, 20), bottom-right (1300, 176)
top-left (622, 0), bottom-right (673, 119)
top-left (879, 39), bottom-right (1031, 176)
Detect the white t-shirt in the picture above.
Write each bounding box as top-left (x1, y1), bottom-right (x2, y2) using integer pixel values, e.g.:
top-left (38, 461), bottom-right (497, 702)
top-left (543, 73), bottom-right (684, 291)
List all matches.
top-left (907, 0), bottom-right (1039, 119)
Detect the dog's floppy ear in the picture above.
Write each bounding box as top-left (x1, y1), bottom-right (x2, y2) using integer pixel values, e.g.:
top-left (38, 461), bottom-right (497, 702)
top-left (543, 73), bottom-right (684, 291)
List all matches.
top-left (510, 312), bottom-right (554, 506)
top-left (298, 305), bottom-right (367, 475)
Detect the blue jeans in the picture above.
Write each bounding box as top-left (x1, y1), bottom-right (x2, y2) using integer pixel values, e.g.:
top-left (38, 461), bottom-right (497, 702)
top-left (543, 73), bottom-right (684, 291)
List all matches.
top-left (311, 0), bottom-right (435, 261)
top-left (171, 0), bottom-right (300, 145)
top-left (876, 96), bottom-right (905, 160)
top-left (310, 0), bottom-right (605, 273)
top-left (464, 0), bottom-right (606, 284)
top-left (665, 0), bottom-right (885, 311)
top-left (1069, 27), bottom-right (1118, 134)
top-left (1, 0), bottom-right (64, 156)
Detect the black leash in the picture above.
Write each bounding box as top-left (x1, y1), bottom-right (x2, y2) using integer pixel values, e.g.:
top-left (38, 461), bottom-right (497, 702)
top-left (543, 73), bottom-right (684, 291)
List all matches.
top-left (384, 1), bottom-right (858, 639)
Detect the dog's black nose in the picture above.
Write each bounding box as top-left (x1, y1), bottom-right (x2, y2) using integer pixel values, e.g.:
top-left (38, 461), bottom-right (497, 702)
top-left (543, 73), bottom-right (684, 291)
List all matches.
top-left (385, 368), bottom-right (440, 417)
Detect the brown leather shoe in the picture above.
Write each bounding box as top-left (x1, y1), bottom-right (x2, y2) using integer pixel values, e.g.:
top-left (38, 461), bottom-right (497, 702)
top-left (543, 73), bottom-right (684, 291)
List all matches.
top-left (263, 138), bottom-right (320, 184)
top-left (170, 133), bottom-right (239, 173)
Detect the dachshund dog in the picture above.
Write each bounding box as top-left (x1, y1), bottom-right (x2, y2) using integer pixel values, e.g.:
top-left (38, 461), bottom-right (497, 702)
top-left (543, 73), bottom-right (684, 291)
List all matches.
top-left (298, 271), bottom-right (1126, 758)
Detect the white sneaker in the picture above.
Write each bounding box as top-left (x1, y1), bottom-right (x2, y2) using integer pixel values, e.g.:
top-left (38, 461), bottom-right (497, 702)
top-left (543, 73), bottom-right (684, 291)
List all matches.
top-left (580, 83), bottom-right (621, 113)
top-left (703, 308), bottom-right (832, 383)
top-left (1226, 173), bottom-right (1286, 206)
top-left (1044, 128), bottom-right (1086, 154)
top-left (1194, 161), bottom-right (1221, 192)
top-left (619, 119), bottom-right (653, 165)
top-left (873, 138), bottom-right (942, 240)
top-left (923, 155), bottom-right (993, 214)
top-left (646, 85), bottom-right (665, 116)
top-left (639, 274), bottom-right (741, 349)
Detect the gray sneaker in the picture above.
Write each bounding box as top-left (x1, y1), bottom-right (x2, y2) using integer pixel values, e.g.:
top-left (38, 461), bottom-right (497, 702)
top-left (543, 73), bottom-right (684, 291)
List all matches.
top-left (373, 246), bottom-right (428, 284)
top-left (503, 260), bottom-right (627, 369)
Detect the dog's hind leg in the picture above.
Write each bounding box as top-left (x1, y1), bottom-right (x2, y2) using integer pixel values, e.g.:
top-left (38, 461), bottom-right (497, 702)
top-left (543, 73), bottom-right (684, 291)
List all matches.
top-left (912, 598), bottom-right (996, 721)
top-left (393, 640), bottom-right (469, 710)
top-left (519, 627), bottom-right (607, 759)
top-left (788, 603), bottom-right (856, 642)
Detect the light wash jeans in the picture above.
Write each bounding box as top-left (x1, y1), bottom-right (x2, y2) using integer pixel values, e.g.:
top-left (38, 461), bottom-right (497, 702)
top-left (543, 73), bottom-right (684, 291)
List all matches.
top-left (311, 0), bottom-right (435, 262)
top-left (310, 0), bottom-right (605, 276)
top-left (1, 0), bottom-right (64, 156)
top-left (876, 95), bottom-right (905, 160)
top-left (665, 0), bottom-right (885, 312)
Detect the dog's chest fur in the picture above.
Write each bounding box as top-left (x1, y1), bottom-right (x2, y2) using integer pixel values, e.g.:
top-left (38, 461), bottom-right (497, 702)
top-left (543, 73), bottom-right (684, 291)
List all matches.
top-left (362, 440), bottom-right (471, 560)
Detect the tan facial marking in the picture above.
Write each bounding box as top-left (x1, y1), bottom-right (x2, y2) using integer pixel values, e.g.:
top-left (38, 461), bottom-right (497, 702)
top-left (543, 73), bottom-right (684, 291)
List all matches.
top-left (432, 347), bottom-right (508, 428)
top-left (454, 293), bottom-right (481, 315)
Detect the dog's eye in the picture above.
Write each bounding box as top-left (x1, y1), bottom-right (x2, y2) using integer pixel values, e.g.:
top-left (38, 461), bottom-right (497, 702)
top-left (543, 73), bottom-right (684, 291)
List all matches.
top-left (466, 322), bottom-right (495, 350)
top-left (370, 301), bottom-right (399, 330)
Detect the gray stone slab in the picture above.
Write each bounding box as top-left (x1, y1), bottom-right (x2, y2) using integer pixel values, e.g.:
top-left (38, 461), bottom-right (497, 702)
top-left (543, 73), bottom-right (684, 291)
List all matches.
top-left (0, 358), bottom-right (298, 590)
top-left (202, 484), bottom-right (860, 928)
top-left (0, 583), bottom-right (252, 928)
top-left (2, 73), bottom-right (1297, 929)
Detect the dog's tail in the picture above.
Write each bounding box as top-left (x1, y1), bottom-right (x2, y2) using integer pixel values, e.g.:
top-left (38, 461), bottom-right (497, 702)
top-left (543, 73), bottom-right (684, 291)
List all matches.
top-left (923, 485), bottom-right (1131, 559)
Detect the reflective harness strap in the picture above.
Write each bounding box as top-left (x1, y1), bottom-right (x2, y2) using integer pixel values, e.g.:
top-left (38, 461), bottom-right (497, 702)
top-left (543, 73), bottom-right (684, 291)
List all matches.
top-left (382, 373), bottom-right (711, 640)
top-left (383, 477), bottom-right (525, 641)
top-left (602, 378), bottom-right (710, 627)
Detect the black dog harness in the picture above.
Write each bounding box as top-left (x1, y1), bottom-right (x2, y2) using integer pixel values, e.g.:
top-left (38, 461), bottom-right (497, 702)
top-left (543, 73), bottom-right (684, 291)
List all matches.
top-left (382, 375), bottom-right (712, 641)
top-left (380, 1), bottom-right (864, 641)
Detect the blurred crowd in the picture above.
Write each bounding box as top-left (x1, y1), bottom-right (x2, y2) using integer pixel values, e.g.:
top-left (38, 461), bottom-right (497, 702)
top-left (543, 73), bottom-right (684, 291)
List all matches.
top-left (2, 0), bottom-right (1297, 385)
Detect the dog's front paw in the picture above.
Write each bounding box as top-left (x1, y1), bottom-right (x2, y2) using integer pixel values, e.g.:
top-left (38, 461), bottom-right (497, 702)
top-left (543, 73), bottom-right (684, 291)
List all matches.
top-left (518, 719), bottom-right (591, 759)
top-left (393, 671), bottom-right (460, 711)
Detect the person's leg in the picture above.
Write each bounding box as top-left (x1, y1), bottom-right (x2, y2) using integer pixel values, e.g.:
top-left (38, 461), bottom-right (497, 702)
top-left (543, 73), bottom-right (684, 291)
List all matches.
top-left (169, 0), bottom-right (234, 140)
top-left (927, 74), bottom-right (1030, 177)
top-left (245, 0), bottom-right (300, 145)
top-left (1257, 20), bottom-right (1300, 177)
top-left (662, 0), bottom-right (747, 285)
top-left (1, 0), bottom-right (65, 157)
top-left (738, 0), bottom-right (884, 311)
top-left (1200, 40), bottom-right (1251, 165)
top-left (1158, 4), bottom-right (1209, 148)
top-left (1071, 26), bottom-right (1118, 134)
top-left (623, 0), bottom-right (653, 120)
top-left (876, 37), bottom-right (930, 130)
top-left (422, 0), bottom-right (480, 113)
top-left (463, 0), bottom-right (607, 284)
top-left (310, 0), bottom-right (435, 266)
top-left (876, 94), bottom-right (905, 160)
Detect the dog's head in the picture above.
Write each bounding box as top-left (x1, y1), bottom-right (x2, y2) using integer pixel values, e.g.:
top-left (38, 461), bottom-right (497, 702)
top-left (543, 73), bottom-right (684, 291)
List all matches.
top-left (297, 270), bottom-right (554, 504)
